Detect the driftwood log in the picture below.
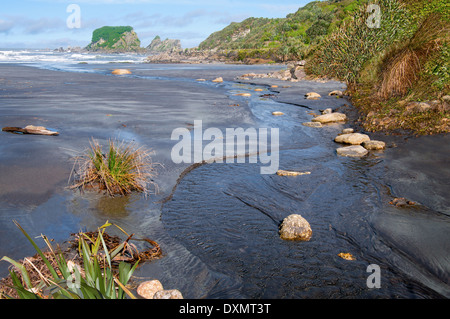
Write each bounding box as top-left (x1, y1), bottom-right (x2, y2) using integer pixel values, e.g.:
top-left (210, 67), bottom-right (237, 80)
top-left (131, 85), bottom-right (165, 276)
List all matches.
top-left (2, 125), bottom-right (59, 136)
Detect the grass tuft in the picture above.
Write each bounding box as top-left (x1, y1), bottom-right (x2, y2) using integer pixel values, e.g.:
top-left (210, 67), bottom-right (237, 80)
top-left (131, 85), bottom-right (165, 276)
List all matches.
top-left (70, 138), bottom-right (158, 197)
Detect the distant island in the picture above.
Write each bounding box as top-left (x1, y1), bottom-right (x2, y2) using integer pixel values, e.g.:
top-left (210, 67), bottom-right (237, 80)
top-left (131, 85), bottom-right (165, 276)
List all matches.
top-left (84, 26), bottom-right (182, 54)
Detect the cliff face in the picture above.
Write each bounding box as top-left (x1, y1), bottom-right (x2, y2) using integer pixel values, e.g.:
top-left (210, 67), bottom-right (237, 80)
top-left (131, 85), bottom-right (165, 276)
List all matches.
top-left (146, 36), bottom-right (182, 53)
top-left (86, 26), bottom-right (144, 53)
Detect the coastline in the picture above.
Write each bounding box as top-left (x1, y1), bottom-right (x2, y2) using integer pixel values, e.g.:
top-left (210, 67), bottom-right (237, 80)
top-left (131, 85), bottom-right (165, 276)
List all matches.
top-left (0, 63), bottom-right (449, 298)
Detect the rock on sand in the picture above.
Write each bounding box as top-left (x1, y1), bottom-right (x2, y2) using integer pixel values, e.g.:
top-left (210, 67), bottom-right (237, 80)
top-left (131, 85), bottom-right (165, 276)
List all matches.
top-left (334, 133), bottom-right (371, 145)
top-left (112, 69), bottom-right (132, 75)
top-left (305, 92), bottom-right (321, 100)
top-left (362, 140), bottom-right (386, 150)
top-left (336, 145), bottom-right (369, 157)
top-left (279, 214), bottom-right (312, 241)
top-left (312, 112), bottom-right (347, 124)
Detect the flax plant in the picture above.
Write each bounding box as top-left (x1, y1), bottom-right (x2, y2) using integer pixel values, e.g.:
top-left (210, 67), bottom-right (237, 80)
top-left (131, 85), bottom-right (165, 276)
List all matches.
top-left (0, 221), bottom-right (138, 299)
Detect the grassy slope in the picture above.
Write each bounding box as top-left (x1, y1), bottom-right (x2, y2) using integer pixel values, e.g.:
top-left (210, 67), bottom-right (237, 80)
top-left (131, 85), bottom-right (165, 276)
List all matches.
top-left (198, 0), bottom-right (370, 62)
top-left (305, 0), bottom-right (449, 135)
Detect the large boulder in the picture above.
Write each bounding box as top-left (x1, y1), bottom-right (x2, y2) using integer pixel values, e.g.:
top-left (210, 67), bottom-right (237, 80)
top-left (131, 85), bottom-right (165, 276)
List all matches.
top-left (279, 214), bottom-right (312, 241)
top-left (334, 133), bottom-right (371, 145)
top-left (312, 112), bottom-right (347, 124)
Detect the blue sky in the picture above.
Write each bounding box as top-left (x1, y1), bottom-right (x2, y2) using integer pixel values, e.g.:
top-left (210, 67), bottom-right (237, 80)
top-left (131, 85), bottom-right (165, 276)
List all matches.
top-left (0, 0), bottom-right (312, 49)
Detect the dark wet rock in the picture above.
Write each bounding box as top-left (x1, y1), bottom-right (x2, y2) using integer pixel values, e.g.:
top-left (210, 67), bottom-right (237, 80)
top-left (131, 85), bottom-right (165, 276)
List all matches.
top-left (279, 214), bottom-right (312, 241)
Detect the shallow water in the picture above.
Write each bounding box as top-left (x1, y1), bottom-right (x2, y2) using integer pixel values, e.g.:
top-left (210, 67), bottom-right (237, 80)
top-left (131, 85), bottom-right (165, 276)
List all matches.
top-left (0, 63), bottom-right (448, 298)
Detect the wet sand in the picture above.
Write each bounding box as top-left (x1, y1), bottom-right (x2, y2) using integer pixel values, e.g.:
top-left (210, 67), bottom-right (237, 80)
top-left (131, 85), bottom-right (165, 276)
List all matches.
top-left (0, 63), bottom-right (448, 298)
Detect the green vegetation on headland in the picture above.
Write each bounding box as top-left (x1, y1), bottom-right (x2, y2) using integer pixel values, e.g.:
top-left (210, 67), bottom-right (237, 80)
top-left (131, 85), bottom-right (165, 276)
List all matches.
top-left (86, 26), bottom-right (143, 53)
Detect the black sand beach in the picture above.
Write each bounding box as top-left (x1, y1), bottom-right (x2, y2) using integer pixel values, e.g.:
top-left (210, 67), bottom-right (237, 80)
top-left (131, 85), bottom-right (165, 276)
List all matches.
top-left (0, 63), bottom-right (448, 298)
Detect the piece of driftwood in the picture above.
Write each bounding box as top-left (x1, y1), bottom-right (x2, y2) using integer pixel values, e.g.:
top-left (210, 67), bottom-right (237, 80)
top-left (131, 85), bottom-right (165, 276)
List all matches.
top-left (2, 125), bottom-right (59, 136)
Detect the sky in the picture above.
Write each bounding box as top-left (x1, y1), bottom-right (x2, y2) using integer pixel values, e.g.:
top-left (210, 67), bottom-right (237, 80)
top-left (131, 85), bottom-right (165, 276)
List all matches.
top-left (0, 0), bottom-right (312, 49)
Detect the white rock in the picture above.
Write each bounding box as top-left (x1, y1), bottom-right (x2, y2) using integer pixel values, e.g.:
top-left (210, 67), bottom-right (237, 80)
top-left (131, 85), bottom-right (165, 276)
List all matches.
top-left (305, 92), bottom-right (321, 100)
top-left (212, 77), bottom-right (223, 83)
top-left (336, 145), bottom-right (369, 157)
top-left (279, 214), bottom-right (312, 241)
top-left (334, 133), bottom-right (371, 145)
top-left (311, 112), bottom-right (347, 124)
top-left (272, 111), bottom-right (284, 116)
top-left (321, 108), bottom-right (333, 115)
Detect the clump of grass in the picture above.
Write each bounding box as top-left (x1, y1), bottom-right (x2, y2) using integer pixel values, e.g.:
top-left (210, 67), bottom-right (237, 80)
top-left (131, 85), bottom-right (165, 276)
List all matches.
top-left (70, 139), bottom-right (158, 197)
top-left (378, 12), bottom-right (448, 100)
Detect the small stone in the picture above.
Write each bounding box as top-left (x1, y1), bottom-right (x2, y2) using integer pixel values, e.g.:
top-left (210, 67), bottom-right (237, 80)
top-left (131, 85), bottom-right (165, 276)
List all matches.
top-left (196, 79), bottom-right (206, 81)
top-left (277, 170), bottom-right (311, 176)
top-left (405, 102), bottom-right (431, 113)
top-left (305, 92), bottom-right (321, 100)
top-left (153, 289), bottom-right (184, 299)
top-left (342, 128), bottom-right (354, 134)
top-left (302, 122), bottom-right (323, 128)
top-left (272, 111), bottom-right (284, 116)
top-left (212, 77), bottom-right (223, 83)
top-left (362, 140), bottom-right (386, 150)
top-left (321, 108), bottom-right (333, 115)
top-left (255, 88), bottom-right (263, 92)
top-left (235, 93), bottom-right (251, 97)
top-left (338, 253), bottom-right (356, 261)
top-left (329, 90), bottom-right (343, 97)
top-left (137, 280), bottom-right (164, 299)
top-left (336, 145), bottom-right (369, 157)
top-left (334, 133), bottom-right (371, 145)
top-left (271, 85), bottom-right (278, 88)
top-left (312, 112), bottom-right (347, 124)
top-left (279, 214), bottom-right (312, 241)
top-left (111, 69), bottom-right (132, 75)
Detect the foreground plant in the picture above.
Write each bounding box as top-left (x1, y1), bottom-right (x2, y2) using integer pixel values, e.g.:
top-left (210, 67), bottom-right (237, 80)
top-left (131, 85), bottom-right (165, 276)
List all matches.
top-left (70, 138), bottom-right (158, 197)
top-left (0, 221), bottom-right (138, 299)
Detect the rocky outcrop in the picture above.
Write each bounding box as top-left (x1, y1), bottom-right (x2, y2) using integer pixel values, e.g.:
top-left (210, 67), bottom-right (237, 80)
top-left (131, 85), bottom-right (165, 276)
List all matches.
top-left (147, 36), bottom-right (182, 53)
top-left (86, 26), bottom-right (144, 53)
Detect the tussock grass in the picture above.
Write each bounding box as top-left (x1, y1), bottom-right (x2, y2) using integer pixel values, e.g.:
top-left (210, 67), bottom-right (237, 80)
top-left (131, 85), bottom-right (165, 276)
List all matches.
top-left (378, 12), bottom-right (448, 100)
top-left (70, 139), bottom-right (158, 197)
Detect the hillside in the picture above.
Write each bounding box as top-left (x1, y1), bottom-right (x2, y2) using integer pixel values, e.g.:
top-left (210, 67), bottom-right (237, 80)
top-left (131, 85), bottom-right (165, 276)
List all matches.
top-left (305, 0), bottom-right (449, 134)
top-left (86, 26), bottom-right (144, 53)
top-left (198, 0), bottom-right (370, 62)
